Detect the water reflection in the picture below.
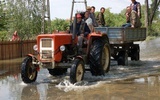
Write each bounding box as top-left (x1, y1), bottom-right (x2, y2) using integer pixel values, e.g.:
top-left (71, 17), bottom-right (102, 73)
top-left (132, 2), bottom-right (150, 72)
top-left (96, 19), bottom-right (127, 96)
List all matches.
top-left (0, 58), bottom-right (22, 100)
top-left (21, 85), bottom-right (40, 100)
top-left (112, 75), bottom-right (160, 99)
top-left (0, 58), bottom-right (21, 79)
top-left (21, 84), bottom-right (48, 100)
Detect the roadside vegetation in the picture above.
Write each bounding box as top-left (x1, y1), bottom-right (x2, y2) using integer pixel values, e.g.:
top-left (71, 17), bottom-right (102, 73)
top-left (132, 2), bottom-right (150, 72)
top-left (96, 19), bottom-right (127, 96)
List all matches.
top-left (0, 0), bottom-right (159, 40)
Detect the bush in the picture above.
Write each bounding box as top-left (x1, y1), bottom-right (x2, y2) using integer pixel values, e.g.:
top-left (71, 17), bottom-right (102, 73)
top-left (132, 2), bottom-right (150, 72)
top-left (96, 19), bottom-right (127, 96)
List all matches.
top-left (51, 18), bottom-right (70, 32)
top-left (0, 31), bottom-right (8, 41)
top-left (147, 20), bottom-right (160, 36)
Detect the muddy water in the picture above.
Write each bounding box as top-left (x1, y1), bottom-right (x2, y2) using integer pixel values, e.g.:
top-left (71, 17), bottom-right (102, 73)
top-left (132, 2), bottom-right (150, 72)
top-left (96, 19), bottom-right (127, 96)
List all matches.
top-left (0, 38), bottom-right (160, 100)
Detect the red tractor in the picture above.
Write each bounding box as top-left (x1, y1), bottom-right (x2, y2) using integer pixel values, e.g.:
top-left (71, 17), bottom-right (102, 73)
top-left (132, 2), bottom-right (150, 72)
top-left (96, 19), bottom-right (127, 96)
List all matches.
top-left (21, 15), bottom-right (111, 84)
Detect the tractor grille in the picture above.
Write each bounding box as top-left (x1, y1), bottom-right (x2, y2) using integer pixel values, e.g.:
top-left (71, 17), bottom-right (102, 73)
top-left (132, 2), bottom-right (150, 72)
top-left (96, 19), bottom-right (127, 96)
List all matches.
top-left (41, 50), bottom-right (52, 59)
top-left (41, 38), bottom-right (52, 47)
top-left (40, 38), bottom-right (54, 60)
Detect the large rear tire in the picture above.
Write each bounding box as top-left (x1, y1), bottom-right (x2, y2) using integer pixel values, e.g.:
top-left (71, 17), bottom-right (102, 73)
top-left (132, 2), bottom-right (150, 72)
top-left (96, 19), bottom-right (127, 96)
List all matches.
top-left (89, 38), bottom-right (110, 76)
top-left (70, 58), bottom-right (85, 84)
top-left (21, 56), bottom-right (38, 83)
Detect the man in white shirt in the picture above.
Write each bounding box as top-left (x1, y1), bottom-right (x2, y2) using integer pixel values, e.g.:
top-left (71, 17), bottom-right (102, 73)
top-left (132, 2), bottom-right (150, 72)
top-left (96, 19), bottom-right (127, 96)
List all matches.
top-left (84, 11), bottom-right (94, 32)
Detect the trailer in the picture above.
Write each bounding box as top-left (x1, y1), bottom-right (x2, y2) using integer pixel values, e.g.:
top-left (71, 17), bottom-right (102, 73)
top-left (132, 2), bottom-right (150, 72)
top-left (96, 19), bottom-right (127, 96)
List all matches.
top-left (95, 27), bottom-right (146, 65)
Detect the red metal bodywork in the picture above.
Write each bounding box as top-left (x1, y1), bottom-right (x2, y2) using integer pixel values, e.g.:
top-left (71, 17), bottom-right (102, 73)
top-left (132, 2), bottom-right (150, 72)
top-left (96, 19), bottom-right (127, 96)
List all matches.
top-left (37, 32), bottom-right (78, 62)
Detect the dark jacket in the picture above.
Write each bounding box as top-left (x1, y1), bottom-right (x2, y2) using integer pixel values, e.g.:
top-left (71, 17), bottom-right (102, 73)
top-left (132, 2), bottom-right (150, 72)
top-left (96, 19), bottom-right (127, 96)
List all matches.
top-left (70, 20), bottom-right (90, 37)
top-left (90, 12), bottom-right (98, 27)
top-left (96, 12), bottom-right (105, 26)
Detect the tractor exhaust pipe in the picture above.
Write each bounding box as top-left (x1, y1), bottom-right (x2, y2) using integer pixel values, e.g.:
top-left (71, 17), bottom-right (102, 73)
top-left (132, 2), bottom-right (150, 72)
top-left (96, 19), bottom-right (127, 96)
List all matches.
top-left (72, 14), bottom-right (77, 40)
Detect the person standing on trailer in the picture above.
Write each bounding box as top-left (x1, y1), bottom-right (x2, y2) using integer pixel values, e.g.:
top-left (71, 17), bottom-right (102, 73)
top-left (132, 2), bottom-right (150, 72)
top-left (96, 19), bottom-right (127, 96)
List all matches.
top-left (130, 0), bottom-right (142, 28)
top-left (90, 6), bottom-right (98, 27)
top-left (96, 7), bottom-right (106, 27)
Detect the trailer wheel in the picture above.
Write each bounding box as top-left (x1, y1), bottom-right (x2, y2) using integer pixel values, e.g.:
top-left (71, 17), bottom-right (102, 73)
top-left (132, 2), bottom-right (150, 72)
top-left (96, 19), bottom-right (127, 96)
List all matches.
top-left (131, 51), bottom-right (139, 61)
top-left (70, 58), bottom-right (85, 84)
top-left (48, 68), bottom-right (67, 76)
top-left (117, 51), bottom-right (128, 66)
top-left (131, 45), bottom-right (140, 61)
top-left (89, 38), bottom-right (110, 76)
top-left (21, 56), bottom-right (38, 83)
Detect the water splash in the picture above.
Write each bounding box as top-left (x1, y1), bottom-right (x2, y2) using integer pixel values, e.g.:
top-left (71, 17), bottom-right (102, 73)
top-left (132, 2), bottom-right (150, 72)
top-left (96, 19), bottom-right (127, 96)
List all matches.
top-left (20, 82), bottom-right (28, 86)
top-left (56, 79), bottom-right (105, 92)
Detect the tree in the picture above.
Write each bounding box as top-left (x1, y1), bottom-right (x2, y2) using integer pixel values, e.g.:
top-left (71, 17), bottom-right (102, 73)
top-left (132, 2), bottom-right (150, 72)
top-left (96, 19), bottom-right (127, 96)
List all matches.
top-left (51, 18), bottom-right (70, 32)
top-left (144, 0), bottom-right (160, 36)
top-left (145, 0), bottom-right (160, 26)
top-left (3, 0), bottom-right (42, 39)
top-left (0, 0), bottom-right (6, 31)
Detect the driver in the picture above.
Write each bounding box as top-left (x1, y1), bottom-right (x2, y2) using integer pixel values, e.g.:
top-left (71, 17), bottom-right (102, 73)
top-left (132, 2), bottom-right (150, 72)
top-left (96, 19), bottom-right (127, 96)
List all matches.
top-left (70, 13), bottom-right (91, 54)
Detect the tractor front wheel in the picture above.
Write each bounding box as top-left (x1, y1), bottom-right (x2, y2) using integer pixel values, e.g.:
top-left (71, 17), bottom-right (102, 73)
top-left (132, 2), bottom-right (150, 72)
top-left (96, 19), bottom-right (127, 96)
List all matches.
top-left (21, 56), bottom-right (38, 83)
top-left (70, 58), bottom-right (85, 84)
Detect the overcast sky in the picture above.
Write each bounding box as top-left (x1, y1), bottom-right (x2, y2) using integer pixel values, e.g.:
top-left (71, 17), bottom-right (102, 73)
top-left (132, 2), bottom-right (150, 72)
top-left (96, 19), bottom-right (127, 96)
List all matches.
top-left (50, 0), bottom-right (151, 20)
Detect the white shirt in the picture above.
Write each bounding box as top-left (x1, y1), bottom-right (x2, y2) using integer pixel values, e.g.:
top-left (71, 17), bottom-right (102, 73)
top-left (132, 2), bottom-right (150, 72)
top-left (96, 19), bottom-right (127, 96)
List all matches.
top-left (85, 17), bottom-right (93, 26)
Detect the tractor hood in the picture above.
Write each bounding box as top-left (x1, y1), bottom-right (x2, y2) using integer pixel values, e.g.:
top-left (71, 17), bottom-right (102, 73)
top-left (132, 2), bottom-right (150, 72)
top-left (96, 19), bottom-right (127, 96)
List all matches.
top-left (36, 32), bottom-right (78, 62)
top-left (37, 32), bottom-right (78, 45)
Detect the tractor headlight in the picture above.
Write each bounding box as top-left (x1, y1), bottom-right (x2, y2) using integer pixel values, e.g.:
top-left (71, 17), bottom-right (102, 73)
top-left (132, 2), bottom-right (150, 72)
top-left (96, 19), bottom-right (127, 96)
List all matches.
top-left (33, 45), bottom-right (38, 51)
top-left (60, 45), bottom-right (65, 51)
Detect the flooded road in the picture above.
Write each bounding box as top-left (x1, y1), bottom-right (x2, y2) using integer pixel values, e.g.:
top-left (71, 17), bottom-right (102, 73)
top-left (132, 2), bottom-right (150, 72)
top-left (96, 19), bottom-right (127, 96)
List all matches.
top-left (0, 38), bottom-right (160, 100)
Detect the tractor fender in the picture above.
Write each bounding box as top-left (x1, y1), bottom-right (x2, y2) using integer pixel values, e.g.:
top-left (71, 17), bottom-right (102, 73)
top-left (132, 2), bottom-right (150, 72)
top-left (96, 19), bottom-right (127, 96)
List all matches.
top-left (86, 32), bottom-right (110, 56)
top-left (26, 54), bottom-right (40, 71)
top-left (27, 54), bottom-right (38, 62)
top-left (27, 54), bottom-right (35, 57)
top-left (87, 32), bottom-right (110, 43)
top-left (27, 54), bottom-right (38, 60)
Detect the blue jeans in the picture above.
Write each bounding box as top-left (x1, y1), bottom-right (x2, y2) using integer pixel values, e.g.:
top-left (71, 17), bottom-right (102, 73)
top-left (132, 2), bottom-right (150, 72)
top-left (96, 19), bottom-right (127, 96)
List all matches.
top-left (122, 23), bottom-right (131, 28)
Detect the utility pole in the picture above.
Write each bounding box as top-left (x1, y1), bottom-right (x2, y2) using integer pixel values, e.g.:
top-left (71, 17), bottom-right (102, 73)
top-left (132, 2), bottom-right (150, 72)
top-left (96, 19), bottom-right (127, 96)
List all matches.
top-left (70, 0), bottom-right (87, 24)
top-left (41, 0), bottom-right (51, 34)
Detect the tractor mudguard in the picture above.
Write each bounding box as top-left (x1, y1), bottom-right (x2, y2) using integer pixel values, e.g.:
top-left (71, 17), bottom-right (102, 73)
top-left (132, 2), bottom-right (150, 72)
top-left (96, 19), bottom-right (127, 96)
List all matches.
top-left (87, 32), bottom-right (109, 42)
top-left (75, 56), bottom-right (83, 60)
top-left (27, 54), bottom-right (35, 57)
top-left (86, 32), bottom-right (110, 55)
top-left (26, 54), bottom-right (40, 71)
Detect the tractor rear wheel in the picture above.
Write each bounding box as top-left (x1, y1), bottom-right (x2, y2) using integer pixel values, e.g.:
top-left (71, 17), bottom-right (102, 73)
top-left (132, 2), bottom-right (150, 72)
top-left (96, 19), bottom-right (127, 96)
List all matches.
top-left (89, 38), bottom-right (110, 76)
top-left (21, 56), bottom-right (38, 83)
top-left (70, 58), bottom-right (85, 84)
